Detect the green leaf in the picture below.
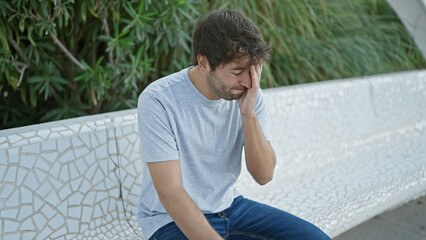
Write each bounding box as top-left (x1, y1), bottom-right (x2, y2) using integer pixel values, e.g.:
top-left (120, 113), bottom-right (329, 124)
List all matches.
top-left (81, 1), bottom-right (87, 22)
top-left (28, 76), bottom-right (45, 83)
top-left (19, 17), bottom-right (25, 32)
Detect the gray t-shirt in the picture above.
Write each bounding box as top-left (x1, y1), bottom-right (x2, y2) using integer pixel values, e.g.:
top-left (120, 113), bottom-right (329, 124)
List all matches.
top-left (137, 67), bottom-right (269, 239)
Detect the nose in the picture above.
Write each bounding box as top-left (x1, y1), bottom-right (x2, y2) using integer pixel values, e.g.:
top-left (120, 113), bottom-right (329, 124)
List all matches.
top-left (238, 71), bottom-right (252, 88)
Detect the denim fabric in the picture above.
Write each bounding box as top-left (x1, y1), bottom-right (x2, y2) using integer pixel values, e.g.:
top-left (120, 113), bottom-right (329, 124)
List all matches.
top-left (149, 196), bottom-right (331, 240)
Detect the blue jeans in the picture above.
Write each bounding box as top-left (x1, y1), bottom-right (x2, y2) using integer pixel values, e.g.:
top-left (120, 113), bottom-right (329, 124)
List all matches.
top-left (149, 196), bottom-right (331, 240)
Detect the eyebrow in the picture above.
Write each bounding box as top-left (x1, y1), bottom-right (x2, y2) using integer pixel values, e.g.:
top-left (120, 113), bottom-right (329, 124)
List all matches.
top-left (230, 64), bottom-right (250, 71)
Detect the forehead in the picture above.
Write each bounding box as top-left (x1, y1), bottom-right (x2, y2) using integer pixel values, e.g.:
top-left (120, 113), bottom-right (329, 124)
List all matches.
top-left (223, 55), bottom-right (252, 71)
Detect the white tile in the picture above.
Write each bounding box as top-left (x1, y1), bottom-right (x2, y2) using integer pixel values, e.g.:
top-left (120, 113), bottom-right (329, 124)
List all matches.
top-left (0, 165), bottom-right (6, 180)
top-left (21, 187), bottom-right (33, 204)
top-left (95, 145), bottom-right (107, 159)
top-left (68, 206), bottom-right (82, 219)
top-left (17, 205), bottom-right (33, 221)
top-left (95, 191), bottom-right (108, 203)
top-left (4, 220), bottom-right (19, 233)
top-left (50, 226), bottom-right (67, 238)
top-left (45, 191), bottom-right (60, 207)
top-left (41, 140), bottom-right (56, 151)
top-left (68, 123), bottom-right (81, 133)
top-left (90, 134), bottom-right (100, 149)
top-left (92, 204), bottom-right (103, 218)
top-left (7, 135), bottom-right (22, 144)
top-left (68, 192), bottom-right (84, 205)
top-left (41, 152), bottom-right (58, 164)
top-left (95, 131), bottom-right (107, 144)
top-left (3, 233), bottom-right (20, 240)
top-left (67, 219), bottom-right (79, 233)
top-left (74, 147), bottom-right (89, 158)
top-left (57, 138), bottom-right (71, 153)
top-left (82, 191), bottom-right (96, 205)
top-left (37, 181), bottom-right (52, 198)
top-left (108, 140), bottom-right (117, 154)
top-left (79, 134), bottom-right (91, 148)
top-left (70, 178), bottom-right (83, 192)
top-left (83, 152), bottom-right (96, 167)
top-left (3, 166), bottom-right (16, 182)
top-left (5, 189), bottom-right (19, 207)
top-left (23, 232), bottom-right (36, 240)
top-left (37, 129), bottom-right (51, 139)
top-left (75, 158), bottom-right (88, 176)
top-left (59, 150), bottom-right (75, 164)
top-left (20, 218), bottom-right (34, 231)
top-left (60, 130), bottom-right (74, 137)
top-left (29, 137), bottom-right (44, 144)
top-left (50, 161), bottom-right (61, 178)
top-left (80, 124), bottom-right (94, 134)
top-left (81, 206), bottom-right (93, 222)
top-left (41, 204), bottom-right (56, 219)
top-left (58, 184), bottom-right (72, 200)
top-left (34, 158), bottom-right (50, 172)
top-left (33, 213), bottom-right (47, 230)
top-left (48, 214), bottom-right (64, 230)
top-left (92, 168), bottom-right (104, 185)
top-left (98, 160), bottom-right (109, 178)
top-left (20, 155), bottom-right (37, 169)
top-left (22, 143), bottom-right (40, 153)
top-left (57, 200), bottom-right (67, 215)
top-left (49, 177), bottom-right (63, 190)
top-left (0, 150), bottom-right (7, 164)
top-left (16, 168), bottom-right (27, 186)
top-left (33, 195), bottom-right (43, 212)
top-left (69, 163), bottom-right (80, 180)
top-left (7, 148), bottom-right (19, 164)
top-left (59, 164), bottom-right (70, 182)
top-left (23, 172), bottom-right (39, 191)
top-left (79, 179), bottom-right (91, 194)
top-left (37, 225), bottom-right (52, 240)
top-left (1, 208), bottom-right (18, 218)
top-left (71, 136), bottom-right (84, 147)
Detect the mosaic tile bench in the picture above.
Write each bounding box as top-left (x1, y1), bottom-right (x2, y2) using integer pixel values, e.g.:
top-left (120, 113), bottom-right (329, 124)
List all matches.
top-left (1, 70), bottom-right (425, 239)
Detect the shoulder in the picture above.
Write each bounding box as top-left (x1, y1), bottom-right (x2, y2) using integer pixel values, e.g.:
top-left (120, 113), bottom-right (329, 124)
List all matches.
top-left (138, 68), bottom-right (189, 105)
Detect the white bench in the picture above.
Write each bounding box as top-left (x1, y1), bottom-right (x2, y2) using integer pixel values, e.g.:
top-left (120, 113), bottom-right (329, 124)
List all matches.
top-left (1, 70), bottom-right (425, 239)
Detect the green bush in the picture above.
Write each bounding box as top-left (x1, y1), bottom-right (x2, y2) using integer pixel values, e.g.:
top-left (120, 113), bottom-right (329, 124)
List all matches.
top-left (0, 0), bottom-right (199, 129)
top-left (1, 0), bottom-right (425, 129)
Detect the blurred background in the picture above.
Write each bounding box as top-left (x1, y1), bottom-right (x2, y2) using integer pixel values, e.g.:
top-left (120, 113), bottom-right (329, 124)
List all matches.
top-left (1, 0), bottom-right (425, 130)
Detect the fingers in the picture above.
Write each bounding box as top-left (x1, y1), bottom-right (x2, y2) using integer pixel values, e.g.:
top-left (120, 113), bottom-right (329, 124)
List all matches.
top-left (250, 60), bottom-right (262, 89)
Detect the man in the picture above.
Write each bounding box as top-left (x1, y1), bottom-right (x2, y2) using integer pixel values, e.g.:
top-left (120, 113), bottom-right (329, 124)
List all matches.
top-left (137, 10), bottom-right (331, 240)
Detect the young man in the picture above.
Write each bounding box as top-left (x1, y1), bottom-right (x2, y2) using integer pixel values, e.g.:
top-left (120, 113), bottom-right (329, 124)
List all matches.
top-left (137, 10), bottom-right (331, 240)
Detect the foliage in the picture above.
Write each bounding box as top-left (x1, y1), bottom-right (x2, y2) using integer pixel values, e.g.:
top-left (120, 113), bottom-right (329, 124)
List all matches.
top-left (0, 0), bottom-right (199, 129)
top-left (199, 0), bottom-right (426, 87)
top-left (1, 0), bottom-right (425, 129)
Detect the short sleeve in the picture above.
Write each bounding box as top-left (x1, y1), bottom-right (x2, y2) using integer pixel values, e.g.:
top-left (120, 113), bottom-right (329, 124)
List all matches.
top-left (137, 91), bottom-right (179, 162)
top-left (255, 89), bottom-right (270, 141)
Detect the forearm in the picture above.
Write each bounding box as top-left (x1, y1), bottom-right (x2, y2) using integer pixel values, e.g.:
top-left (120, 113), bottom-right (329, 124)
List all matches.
top-left (159, 187), bottom-right (223, 240)
top-left (242, 114), bottom-right (276, 185)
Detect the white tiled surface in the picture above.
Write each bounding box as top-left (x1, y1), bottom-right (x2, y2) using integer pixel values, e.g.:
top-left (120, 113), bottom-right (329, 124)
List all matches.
top-left (1, 70), bottom-right (426, 239)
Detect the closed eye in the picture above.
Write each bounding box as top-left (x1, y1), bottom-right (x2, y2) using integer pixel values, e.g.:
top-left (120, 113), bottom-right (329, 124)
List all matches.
top-left (232, 71), bottom-right (243, 76)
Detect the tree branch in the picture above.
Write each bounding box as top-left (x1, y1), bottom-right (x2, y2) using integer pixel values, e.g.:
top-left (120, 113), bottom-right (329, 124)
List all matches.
top-left (49, 30), bottom-right (87, 70)
top-left (8, 37), bottom-right (30, 66)
top-left (102, 18), bottom-right (114, 65)
top-left (17, 64), bottom-right (29, 87)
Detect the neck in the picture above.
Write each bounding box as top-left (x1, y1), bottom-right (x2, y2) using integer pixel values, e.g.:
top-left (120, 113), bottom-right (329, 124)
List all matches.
top-left (188, 66), bottom-right (219, 100)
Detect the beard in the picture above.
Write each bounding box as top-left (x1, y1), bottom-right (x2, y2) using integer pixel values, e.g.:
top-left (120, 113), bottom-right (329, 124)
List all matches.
top-left (206, 72), bottom-right (246, 100)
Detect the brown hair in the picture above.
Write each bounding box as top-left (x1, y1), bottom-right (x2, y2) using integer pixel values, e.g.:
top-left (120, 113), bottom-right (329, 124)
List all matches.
top-left (192, 10), bottom-right (271, 71)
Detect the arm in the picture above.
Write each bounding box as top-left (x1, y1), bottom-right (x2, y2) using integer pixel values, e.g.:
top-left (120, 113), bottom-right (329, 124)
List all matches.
top-left (148, 160), bottom-right (223, 240)
top-left (238, 61), bottom-right (276, 185)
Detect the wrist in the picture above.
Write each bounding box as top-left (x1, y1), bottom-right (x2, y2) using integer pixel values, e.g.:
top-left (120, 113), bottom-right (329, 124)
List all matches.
top-left (241, 111), bottom-right (257, 124)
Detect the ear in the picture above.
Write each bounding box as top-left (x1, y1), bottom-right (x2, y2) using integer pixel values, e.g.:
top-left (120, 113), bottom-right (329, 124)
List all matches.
top-left (197, 54), bottom-right (210, 72)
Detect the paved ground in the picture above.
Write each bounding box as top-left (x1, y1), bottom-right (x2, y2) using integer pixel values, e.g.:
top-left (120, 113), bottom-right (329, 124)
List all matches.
top-left (334, 194), bottom-right (426, 240)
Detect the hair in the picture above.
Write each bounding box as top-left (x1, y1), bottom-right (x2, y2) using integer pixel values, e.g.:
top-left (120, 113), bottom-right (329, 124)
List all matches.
top-left (192, 10), bottom-right (271, 71)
